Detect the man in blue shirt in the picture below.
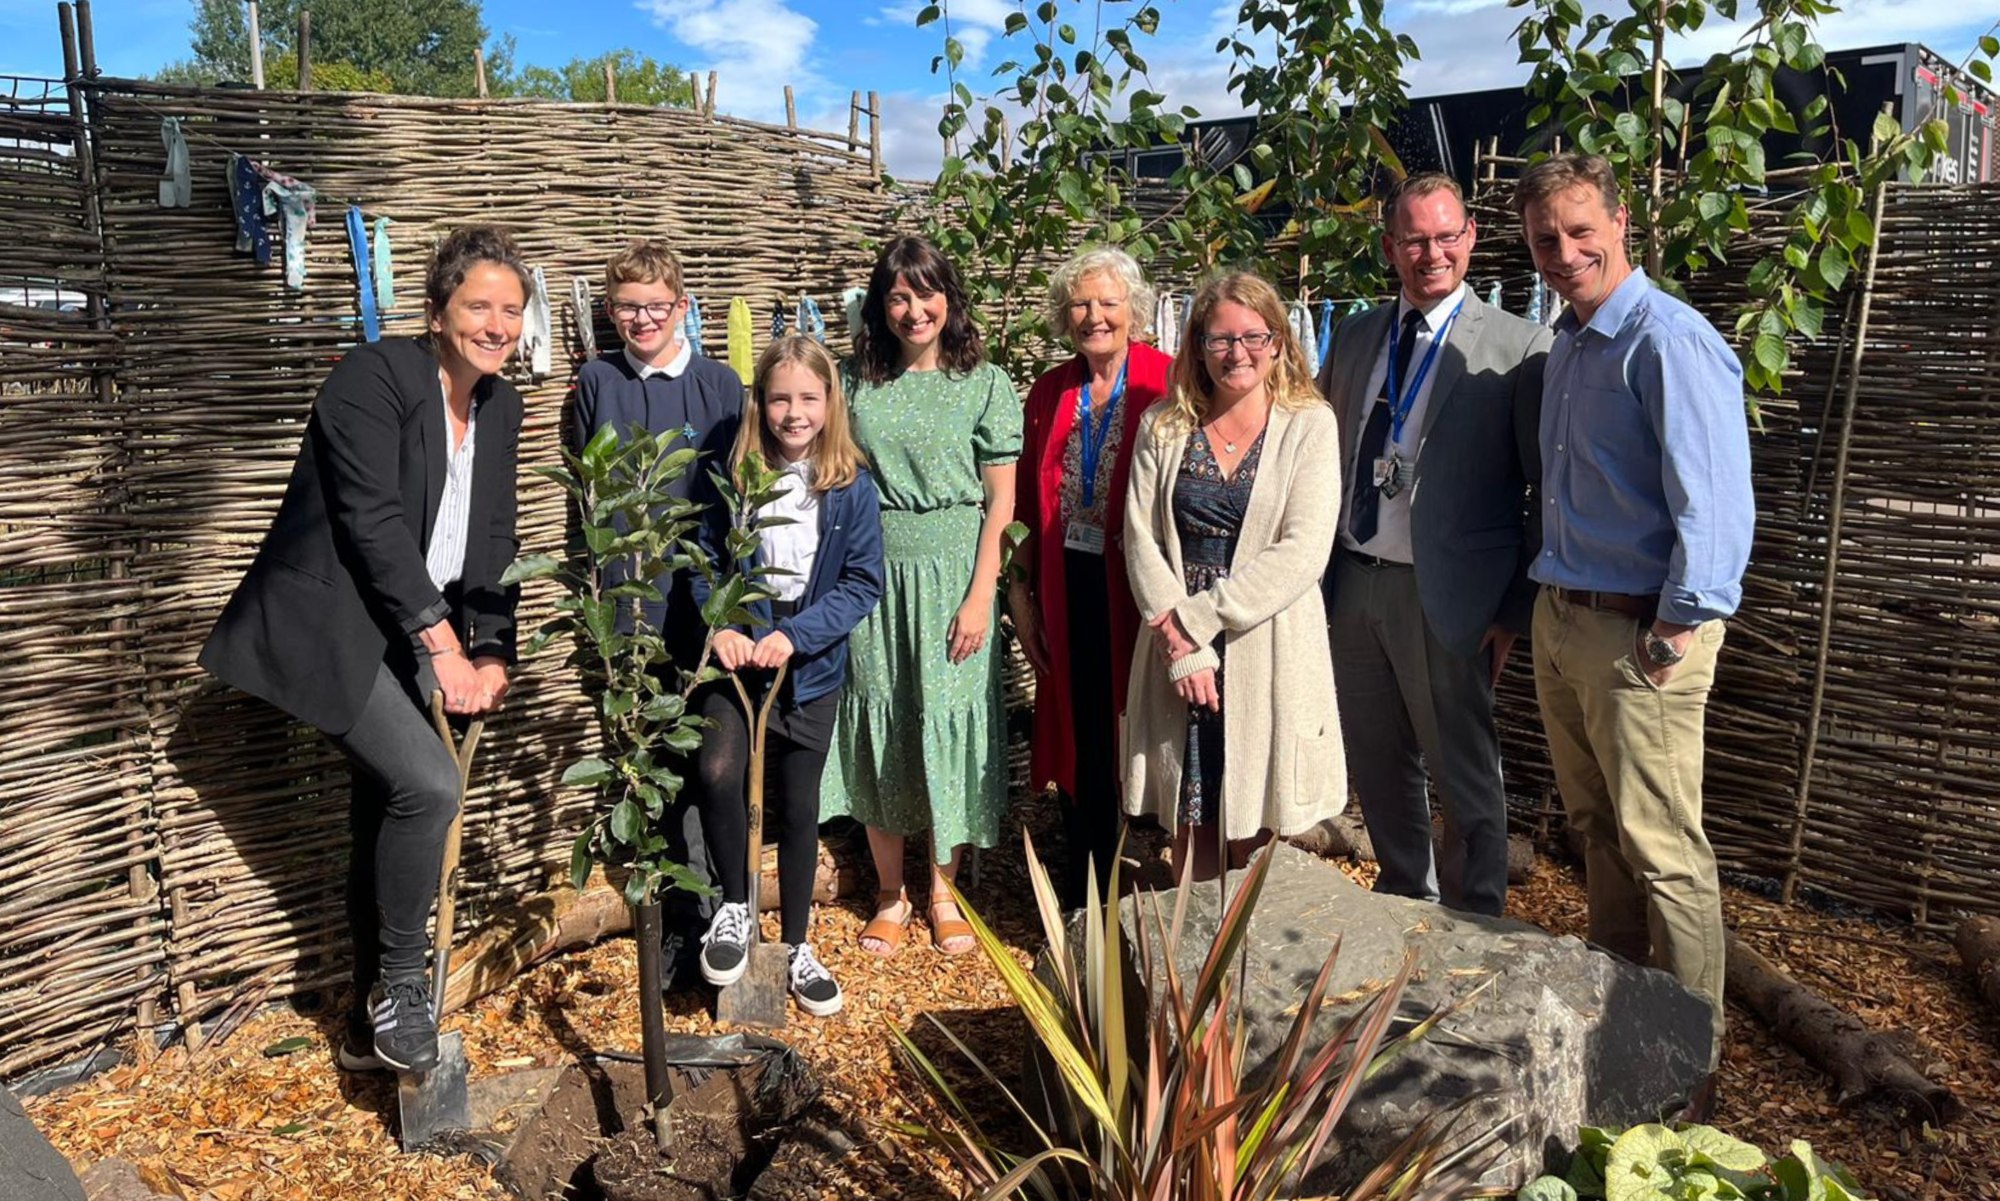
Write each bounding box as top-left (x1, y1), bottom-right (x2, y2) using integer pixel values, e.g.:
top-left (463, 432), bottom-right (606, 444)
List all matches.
top-left (1516, 153), bottom-right (1754, 1113)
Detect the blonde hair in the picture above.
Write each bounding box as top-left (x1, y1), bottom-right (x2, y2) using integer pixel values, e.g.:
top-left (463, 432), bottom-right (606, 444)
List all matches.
top-left (1044, 245), bottom-right (1157, 344)
top-left (603, 239), bottom-right (687, 297)
top-left (1157, 271), bottom-right (1321, 439)
top-left (732, 335), bottom-right (865, 493)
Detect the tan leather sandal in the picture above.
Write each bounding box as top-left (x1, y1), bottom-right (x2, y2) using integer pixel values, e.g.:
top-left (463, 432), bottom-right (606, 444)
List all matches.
top-left (858, 888), bottom-right (912, 958)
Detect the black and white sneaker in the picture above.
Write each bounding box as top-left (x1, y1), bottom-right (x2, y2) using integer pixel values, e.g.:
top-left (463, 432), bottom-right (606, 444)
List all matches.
top-left (368, 976), bottom-right (440, 1073)
top-left (788, 944), bottom-right (843, 1017)
top-left (700, 902), bottom-right (752, 987)
top-left (335, 1002), bottom-right (385, 1072)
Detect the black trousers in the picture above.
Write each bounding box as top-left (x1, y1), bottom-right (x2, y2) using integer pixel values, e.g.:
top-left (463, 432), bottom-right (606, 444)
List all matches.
top-left (339, 658), bottom-right (460, 997)
top-left (694, 671), bottom-right (837, 946)
top-left (1060, 548), bottom-right (1124, 910)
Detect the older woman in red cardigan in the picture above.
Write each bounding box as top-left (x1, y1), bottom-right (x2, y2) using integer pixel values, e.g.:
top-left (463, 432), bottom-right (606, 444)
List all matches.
top-left (1008, 245), bottom-right (1171, 909)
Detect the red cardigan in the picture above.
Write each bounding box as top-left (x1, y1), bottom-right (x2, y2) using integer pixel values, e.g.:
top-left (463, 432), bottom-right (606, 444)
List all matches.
top-left (1017, 341), bottom-right (1173, 797)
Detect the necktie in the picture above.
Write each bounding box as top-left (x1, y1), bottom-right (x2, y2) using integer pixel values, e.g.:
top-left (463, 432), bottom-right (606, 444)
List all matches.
top-left (1350, 307), bottom-right (1424, 545)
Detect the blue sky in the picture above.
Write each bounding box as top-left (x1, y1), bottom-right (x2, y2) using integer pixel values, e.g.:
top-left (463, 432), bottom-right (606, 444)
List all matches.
top-left (1, 0), bottom-right (1992, 177)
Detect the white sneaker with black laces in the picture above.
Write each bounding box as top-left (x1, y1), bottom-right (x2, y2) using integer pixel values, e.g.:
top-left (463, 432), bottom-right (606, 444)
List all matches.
top-left (788, 943), bottom-right (843, 1017)
top-left (700, 901), bottom-right (752, 987)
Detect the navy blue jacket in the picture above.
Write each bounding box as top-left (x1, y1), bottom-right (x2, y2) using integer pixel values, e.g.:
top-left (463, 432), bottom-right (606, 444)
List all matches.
top-left (565, 349), bottom-right (744, 658)
top-left (695, 466), bottom-right (885, 707)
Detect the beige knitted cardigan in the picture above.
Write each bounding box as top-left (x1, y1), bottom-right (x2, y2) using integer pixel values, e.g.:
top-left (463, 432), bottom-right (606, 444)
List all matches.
top-left (1120, 400), bottom-right (1349, 842)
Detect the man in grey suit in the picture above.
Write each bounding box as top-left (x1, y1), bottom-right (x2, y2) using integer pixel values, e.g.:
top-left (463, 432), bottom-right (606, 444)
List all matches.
top-left (1316, 172), bottom-right (1550, 916)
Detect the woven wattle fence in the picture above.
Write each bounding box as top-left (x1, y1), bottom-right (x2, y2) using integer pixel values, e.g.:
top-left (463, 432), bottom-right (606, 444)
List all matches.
top-left (1470, 167), bottom-right (2000, 928)
top-left (0, 71), bottom-right (903, 1077)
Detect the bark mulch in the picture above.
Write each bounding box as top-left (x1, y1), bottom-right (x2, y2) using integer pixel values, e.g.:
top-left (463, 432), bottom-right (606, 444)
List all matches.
top-left (22, 806), bottom-right (2000, 1199)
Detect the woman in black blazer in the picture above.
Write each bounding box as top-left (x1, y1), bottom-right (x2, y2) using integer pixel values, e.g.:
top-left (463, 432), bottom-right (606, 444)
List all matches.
top-left (199, 226), bottom-right (530, 1073)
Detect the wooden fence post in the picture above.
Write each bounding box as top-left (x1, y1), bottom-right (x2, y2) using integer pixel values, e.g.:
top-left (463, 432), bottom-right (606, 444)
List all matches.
top-left (784, 85), bottom-right (796, 128)
top-left (247, 1), bottom-right (264, 89)
top-left (474, 48), bottom-right (488, 99)
top-left (297, 11), bottom-right (311, 92)
top-left (868, 90), bottom-right (882, 179)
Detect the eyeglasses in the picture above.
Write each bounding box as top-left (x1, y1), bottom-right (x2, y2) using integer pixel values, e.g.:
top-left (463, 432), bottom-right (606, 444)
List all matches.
top-left (1199, 330), bottom-right (1276, 354)
top-left (1392, 225), bottom-right (1470, 254)
top-left (611, 300), bottom-right (681, 321)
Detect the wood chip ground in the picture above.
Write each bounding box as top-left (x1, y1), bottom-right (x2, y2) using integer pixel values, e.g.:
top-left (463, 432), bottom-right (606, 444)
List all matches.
top-left (25, 804), bottom-right (2000, 1200)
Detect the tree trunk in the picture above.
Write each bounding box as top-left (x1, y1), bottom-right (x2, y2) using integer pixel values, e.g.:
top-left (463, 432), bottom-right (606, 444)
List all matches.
top-left (1726, 932), bottom-right (1961, 1123)
top-left (1954, 915), bottom-right (2000, 1015)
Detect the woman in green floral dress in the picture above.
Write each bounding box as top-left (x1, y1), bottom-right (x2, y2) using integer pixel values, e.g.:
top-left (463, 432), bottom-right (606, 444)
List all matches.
top-left (822, 235), bottom-right (1021, 957)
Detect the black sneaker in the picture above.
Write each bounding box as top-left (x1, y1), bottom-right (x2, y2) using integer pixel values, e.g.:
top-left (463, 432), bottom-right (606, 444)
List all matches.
top-left (336, 1003), bottom-right (385, 1072)
top-left (700, 902), bottom-right (752, 987)
top-left (788, 944), bottom-right (843, 1017)
top-left (368, 977), bottom-right (439, 1073)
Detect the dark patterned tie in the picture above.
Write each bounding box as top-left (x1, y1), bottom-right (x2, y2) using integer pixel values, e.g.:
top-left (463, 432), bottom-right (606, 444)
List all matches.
top-left (1349, 307), bottom-right (1423, 545)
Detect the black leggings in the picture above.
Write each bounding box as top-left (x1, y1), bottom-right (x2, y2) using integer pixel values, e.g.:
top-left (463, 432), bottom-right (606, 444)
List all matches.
top-left (1061, 548), bottom-right (1124, 909)
top-left (694, 678), bottom-right (835, 946)
top-left (338, 660), bottom-right (461, 993)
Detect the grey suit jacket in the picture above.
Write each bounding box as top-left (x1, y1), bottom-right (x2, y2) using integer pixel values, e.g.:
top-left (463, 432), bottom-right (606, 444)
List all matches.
top-left (1317, 293), bottom-right (1551, 658)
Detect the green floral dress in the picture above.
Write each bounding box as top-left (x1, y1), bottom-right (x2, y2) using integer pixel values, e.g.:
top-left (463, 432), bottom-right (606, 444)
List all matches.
top-left (820, 361), bottom-right (1023, 860)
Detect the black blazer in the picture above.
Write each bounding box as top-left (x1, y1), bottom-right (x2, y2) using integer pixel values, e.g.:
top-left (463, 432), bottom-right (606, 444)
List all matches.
top-left (199, 338), bottom-right (523, 736)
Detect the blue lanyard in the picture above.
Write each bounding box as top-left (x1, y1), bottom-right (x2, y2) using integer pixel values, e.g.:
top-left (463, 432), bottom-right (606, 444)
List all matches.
top-left (1076, 358), bottom-right (1128, 509)
top-left (1383, 298), bottom-right (1463, 444)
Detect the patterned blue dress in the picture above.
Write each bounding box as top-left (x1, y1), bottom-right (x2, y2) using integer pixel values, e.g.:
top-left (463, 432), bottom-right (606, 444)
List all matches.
top-left (1172, 426), bottom-right (1266, 826)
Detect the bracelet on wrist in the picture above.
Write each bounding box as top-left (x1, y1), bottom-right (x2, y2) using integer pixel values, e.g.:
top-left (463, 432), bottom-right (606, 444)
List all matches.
top-left (429, 645), bottom-right (461, 659)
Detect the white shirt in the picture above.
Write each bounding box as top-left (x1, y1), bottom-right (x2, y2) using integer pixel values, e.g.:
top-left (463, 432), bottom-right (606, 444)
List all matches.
top-left (1339, 282), bottom-right (1466, 564)
top-left (758, 458), bottom-right (820, 603)
top-left (425, 383), bottom-right (479, 590)
top-left (624, 335), bottom-right (692, 380)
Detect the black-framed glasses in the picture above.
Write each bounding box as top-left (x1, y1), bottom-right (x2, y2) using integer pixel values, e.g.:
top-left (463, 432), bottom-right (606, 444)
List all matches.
top-left (610, 300), bottom-right (681, 321)
top-left (1393, 225), bottom-right (1470, 254)
top-left (1199, 330), bottom-right (1277, 354)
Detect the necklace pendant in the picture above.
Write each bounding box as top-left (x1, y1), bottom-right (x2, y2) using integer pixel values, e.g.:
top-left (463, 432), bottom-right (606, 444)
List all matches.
top-left (1225, 441), bottom-right (1238, 454)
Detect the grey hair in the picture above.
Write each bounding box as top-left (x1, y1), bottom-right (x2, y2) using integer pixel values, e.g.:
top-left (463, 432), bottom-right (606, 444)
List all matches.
top-left (1045, 245), bottom-right (1157, 345)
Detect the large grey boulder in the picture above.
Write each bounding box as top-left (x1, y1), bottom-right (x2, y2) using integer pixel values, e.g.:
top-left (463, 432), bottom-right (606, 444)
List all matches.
top-left (0, 1085), bottom-right (85, 1201)
top-left (1080, 843), bottom-right (1713, 1191)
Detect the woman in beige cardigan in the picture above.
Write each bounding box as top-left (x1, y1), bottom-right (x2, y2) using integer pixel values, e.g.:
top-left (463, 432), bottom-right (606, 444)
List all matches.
top-left (1122, 271), bottom-right (1347, 880)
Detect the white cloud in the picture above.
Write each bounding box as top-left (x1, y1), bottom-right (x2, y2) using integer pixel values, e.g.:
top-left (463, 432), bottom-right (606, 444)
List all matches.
top-left (636, 0), bottom-right (821, 122)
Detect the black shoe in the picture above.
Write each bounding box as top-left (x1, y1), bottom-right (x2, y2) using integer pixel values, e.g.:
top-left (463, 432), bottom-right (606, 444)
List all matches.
top-left (700, 902), bottom-right (752, 987)
top-left (660, 922), bottom-right (707, 993)
top-left (787, 944), bottom-right (843, 1017)
top-left (336, 1003), bottom-right (385, 1072)
top-left (368, 977), bottom-right (439, 1073)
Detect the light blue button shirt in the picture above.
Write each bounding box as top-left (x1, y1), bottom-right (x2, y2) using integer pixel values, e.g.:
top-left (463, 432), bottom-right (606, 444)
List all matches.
top-left (1530, 269), bottom-right (1755, 625)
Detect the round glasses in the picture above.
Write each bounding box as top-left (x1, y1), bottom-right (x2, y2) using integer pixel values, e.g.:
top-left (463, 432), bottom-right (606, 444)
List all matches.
top-left (1199, 330), bottom-right (1276, 354)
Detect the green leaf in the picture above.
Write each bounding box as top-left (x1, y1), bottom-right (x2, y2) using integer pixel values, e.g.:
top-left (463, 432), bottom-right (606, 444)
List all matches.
top-left (1753, 331), bottom-right (1788, 376)
top-left (1817, 241), bottom-right (1851, 291)
top-left (1682, 1125), bottom-right (1768, 1173)
top-left (500, 553), bottom-right (563, 585)
top-left (262, 1036), bottom-right (315, 1058)
top-left (610, 799), bottom-right (644, 844)
top-left (271, 1121), bottom-right (308, 1136)
top-left (569, 830), bottom-right (593, 890)
top-left (1605, 1125), bottom-right (1683, 1201)
top-left (1520, 1177), bottom-right (1580, 1201)
top-left (561, 757), bottom-right (615, 788)
top-left (915, 3), bottom-right (941, 26)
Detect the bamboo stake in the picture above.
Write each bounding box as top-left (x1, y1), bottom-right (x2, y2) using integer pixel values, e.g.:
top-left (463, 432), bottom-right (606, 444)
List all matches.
top-left (1783, 177), bottom-right (1891, 905)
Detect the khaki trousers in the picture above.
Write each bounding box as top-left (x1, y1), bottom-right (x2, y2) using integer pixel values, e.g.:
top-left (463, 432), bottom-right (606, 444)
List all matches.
top-left (1531, 588), bottom-right (1726, 1067)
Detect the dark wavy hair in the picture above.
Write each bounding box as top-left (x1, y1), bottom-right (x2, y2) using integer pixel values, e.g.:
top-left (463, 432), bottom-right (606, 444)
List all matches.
top-left (851, 234), bottom-right (984, 384)
top-left (423, 224), bottom-right (534, 324)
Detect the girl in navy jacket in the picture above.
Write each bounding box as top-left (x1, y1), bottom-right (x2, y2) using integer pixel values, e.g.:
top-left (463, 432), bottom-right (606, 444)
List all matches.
top-left (694, 334), bottom-right (884, 1015)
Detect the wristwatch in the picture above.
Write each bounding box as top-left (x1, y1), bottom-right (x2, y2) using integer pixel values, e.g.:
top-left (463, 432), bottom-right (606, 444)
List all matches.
top-left (1642, 629), bottom-right (1686, 668)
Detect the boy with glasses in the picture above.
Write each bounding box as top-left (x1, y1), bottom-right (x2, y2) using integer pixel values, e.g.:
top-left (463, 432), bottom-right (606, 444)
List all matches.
top-left (568, 240), bottom-right (745, 989)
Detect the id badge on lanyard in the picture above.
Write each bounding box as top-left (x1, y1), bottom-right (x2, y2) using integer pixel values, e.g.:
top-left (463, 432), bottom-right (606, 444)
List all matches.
top-left (1068, 359), bottom-right (1127, 555)
top-left (1376, 300), bottom-right (1463, 498)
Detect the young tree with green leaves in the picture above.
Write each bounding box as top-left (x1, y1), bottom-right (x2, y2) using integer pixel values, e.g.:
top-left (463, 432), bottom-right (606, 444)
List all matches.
top-left (154, 0), bottom-right (508, 96)
top-left (504, 48), bottom-right (696, 106)
top-left (1510, 0), bottom-right (1958, 393)
top-left (503, 424), bottom-right (787, 1150)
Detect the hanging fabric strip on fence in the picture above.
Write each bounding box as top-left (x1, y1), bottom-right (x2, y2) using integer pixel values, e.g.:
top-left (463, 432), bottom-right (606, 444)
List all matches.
top-left (570, 276), bottom-right (598, 360)
top-left (1316, 300), bottom-right (1336, 366)
top-left (345, 207), bottom-right (380, 342)
top-left (841, 287), bottom-right (866, 341)
top-left (727, 297), bottom-right (755, 385)
top-left (1156, 292), bottom-right (1182, 355)
top-left (770, 300), bottom-right (789, 339)
top-left (1486, 281), bottom-right (1502, 310)
top-left (227, 155), bottom-right (270, 265)
top-left (797, 294), bottom-right (826, 343)
top-left (683, 294), bottom-right (704, 357)
top-left (520, 265), bottom-right (553, 379)
top-left (371, 217), bottom-right (394, 312)
top-left (158, 118), bottom-right (190, 208)
top-left (1288, 300), bottom-right (1319, 376)
top-left (253, 163), bottom-right (317, 291)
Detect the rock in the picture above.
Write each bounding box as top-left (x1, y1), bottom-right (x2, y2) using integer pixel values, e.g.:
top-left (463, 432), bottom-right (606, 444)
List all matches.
top-left (1096, 844), bottom-right (1714, 1192)
top-left (0, 1085), bottom-right (85, 1201)
top-left (77, 1159), bottom-right (169, 1201)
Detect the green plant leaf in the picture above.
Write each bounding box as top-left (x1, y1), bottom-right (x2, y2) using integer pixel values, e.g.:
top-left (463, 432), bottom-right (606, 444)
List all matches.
top-left (1682, 1125), bottom-right (1767, 1174)
top-left (1520, 1177), bottom-right (1580, 1201)
top-left (262, 1036), bottom-right (314, 1058)
top-left (500, 553), bottom-right (563, 585)
top-left (569, 830), bottom-right (593, 890)
top-left (1605, 1124), bottom-right (1683, 1201)
top-left (610, 798), bottom-right (644, 844)
top-left (562, 757), bottom-right (615, 788)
